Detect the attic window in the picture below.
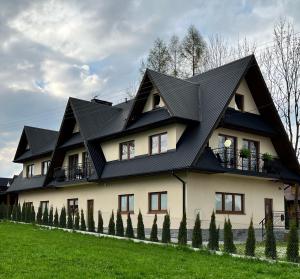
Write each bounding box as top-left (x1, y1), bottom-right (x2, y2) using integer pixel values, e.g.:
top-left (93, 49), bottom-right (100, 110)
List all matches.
top-left (25, 143), bottom-right (29, 150)
top-left (235, 94), bottom-right (244, 111)
top-left (153, 94), bottom-right (161, 109)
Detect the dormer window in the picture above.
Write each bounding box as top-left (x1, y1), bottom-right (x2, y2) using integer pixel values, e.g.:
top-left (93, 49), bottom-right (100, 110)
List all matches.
top-left (120, 141), bottom-right (135, 160)
top-left (26, 164), bottom-right (34, 178)
top-left (153, 94), bottom-right (161, 109)
top-left (235, 94), bottom-right (244, 111)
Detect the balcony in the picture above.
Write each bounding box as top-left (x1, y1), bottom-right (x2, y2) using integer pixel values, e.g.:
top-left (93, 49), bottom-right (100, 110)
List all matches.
top-left (212, 147), bottom-right (280, 175)
top-left (54, 162), bottom-right (94, 182)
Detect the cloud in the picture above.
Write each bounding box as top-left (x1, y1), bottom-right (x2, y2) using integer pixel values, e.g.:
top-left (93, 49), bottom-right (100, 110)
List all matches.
top-left (0, 141), bottom-right (22, 177)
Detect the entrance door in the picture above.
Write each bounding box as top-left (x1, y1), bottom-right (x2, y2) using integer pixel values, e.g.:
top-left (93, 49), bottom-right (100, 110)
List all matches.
top-left (265, 198), bottom-right (273, 223)
top-left (87, 199), bottom-right (94, 230)
top-left (68, 154), bottom-right (79, 180)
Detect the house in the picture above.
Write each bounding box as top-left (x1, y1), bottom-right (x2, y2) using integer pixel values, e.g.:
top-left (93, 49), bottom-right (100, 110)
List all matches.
top-left (7, 55), bottom-right (300, 240)
top-left (0, 177), bottom-right (14, 204)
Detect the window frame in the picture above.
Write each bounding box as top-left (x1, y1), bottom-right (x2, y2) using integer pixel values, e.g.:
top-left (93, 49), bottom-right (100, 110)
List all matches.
top-left (41, 160), bottom-right (51, 176)
top-left (235, 93), bottom-right (244, 111)
top-left (40, 201), bottom-right (49, 213)
top-left (67, 198), bottom-right (79, 216)
top-left (148, 191), bottom-right (168, 214)
top-left (119, 140), bottom-right (135, 160)
top-left (26, 164), bottom-right (34, 178)
top-left (118, 194), bottom-right (134, 214)
top-left (215, 192), bottom-right (245, 214)
top-left (152, 93), bottom-right (161, 109)
top-left (149, 132), bottom-right (168, 155)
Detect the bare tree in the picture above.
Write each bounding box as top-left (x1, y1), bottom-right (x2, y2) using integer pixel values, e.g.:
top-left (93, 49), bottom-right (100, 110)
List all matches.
top-left (181, 25), bottom-right (206, 76)
top-left (261, 19), bottom-right (300, 158)
top-left (168, 35), bottom-right (183, 77)
top-left (231, 37), bottom-right (256, 60)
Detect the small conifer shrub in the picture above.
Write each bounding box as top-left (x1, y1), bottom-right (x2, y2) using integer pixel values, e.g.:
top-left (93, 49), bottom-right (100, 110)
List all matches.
top-left (59, 206), bottom-right (67, 228)
top-left (108, 211), bottom-right (115, 235)
top-left (116, 210), bottom-right (124, 237)
top-left (88, 211), bottom-right (95, 233)
top-left (97, 211), bottom-right (103, 234)
top-left (178, 211), bottom-right (187, 245)
top-left (137, 210), bottom-right (145, 240)
top-left (80, 209), bottom-right (86, 231)
top-left (67, 211), bottom-right (73, 229)
top-left (74, 211), bottom-right (80, 230)
top-left (208, 211), bottom-right (219, 251)
top-left (42, 206), bottom-right (49, 225)
top-left (53, 208), bottom-right (59, 227)
top-left (125, 213), bottom-right (134, 238)
top-left (223, 218), bottom-right (236, 253)
top-left (286, 219), bottom-right (299, 263)
top-left (265, 219), bottom-right (277, 259)
top-left (21, 202), bottom-right (26, 222)
top-left (150, 214), bottom-right (158, 242)
top-left (245, 218), bottom-right (256, 257)
top-left (36, 204), bottom-right (43, 224)
top-left (11, 204), bottom-right (17, 221)
top-left (162, 213), bottom-right (171, 243)
top-left (17, 203), bottom-right (22, 222)
top-left (192, 213), bottom-right (202, 248)
top-left (48, 207), bottom-right (53, 226)
top-left (30, 205), bottom-right (36, 223)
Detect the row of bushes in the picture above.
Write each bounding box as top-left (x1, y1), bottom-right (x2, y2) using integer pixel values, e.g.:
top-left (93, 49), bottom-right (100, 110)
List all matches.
top-left (0, 203), bottom-right (299, 262)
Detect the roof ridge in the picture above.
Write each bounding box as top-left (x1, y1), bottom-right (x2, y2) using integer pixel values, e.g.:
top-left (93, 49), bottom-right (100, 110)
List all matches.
top-left (24, 126), bottom-right (58, 133)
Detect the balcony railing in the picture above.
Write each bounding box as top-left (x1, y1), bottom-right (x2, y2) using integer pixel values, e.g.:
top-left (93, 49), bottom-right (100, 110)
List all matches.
top-left (54, 162), bottom-right (94, 182)
top-left (212, 147), bottom-right (280, 175)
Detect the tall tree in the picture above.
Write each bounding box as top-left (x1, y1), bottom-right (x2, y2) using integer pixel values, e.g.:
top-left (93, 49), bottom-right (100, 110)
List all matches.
top-left (181, 25), bottom-right (206, 76)
top-left (261, 19), bottom-right (300, 159)
top-left (168, 35), bottom-right (183, 77)
top-left (142, 38), bottom-right (170, 74)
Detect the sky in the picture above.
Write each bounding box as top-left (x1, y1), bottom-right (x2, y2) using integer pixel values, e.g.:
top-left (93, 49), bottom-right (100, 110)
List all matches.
top-left (0, 0), bottom-right (300, 177)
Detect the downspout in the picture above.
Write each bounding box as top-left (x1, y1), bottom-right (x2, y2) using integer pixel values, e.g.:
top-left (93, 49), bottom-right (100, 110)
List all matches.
top-left (172, 171), bottom-right (186, 215)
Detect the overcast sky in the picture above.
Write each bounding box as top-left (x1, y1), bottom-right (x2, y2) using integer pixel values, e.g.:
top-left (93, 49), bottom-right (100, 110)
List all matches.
top-left (0, 0), bottom-right (300, 177)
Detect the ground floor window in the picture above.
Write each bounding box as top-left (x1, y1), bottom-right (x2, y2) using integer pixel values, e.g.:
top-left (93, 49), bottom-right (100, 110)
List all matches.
top-left (40, 201), bottom-right (49, 213)
top-left (148, 191), bottom-right (167, 213)
top-left (67, 198), bottom-right (78, 216)
top-left (215, 192), bottom-right (244, 214)
top-left (118, 194), bottom-right (134, 213)
top-left (25, 202), bottom-right (33, 208)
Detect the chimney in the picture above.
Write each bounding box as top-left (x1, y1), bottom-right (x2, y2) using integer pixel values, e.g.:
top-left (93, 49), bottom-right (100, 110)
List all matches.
top-left (91, 98), bottom-right (112, 106)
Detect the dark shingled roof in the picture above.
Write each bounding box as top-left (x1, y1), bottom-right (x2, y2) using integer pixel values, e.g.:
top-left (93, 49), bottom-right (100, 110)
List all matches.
top-left (6, 173), bottom-right (45, 193)
top-left (9, 55), bottom-right (300, 192)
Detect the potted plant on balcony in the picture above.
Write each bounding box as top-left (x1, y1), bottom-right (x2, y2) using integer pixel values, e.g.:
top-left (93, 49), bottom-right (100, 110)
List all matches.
top-left (262, 153), bottom-right (273, 173)
top-left (54, 168), bottom-right (66, 182)
top-left (239, 148), bottom-right (251, 159)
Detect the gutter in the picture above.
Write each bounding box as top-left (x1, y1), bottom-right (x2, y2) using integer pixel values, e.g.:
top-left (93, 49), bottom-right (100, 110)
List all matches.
top-left (172, 171), bottom-right (186, 215)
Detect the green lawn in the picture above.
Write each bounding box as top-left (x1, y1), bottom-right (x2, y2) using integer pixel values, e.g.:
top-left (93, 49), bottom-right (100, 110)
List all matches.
top-left (0, 222), bottom-right (299, 279)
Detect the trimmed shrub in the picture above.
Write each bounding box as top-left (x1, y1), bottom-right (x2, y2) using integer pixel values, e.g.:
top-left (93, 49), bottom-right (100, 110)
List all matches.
top-left (0, 203), bottom-right (6, 219)
top-left (42, 206), bottom-right (49, 225)
top-left (150, 214), bottom-right (158, 242)
top-left (59, 206), bottom-right (67, 228)
top-left (67, 211), bottom-right (73, 229)
top-left (87, 211), bottom-right (95, 233)
top-left (265, 219), bottom-right (277, 259)
top-left (178, 211), bottom-right (187, 245)
top-left (80, 209), bottom-right (86, 231)
top-left (286, 219), bottom-right (299, 263)
top-left (48, 207), bottom-right (53, 226)
top-left (36, 204), bottom-right (43, 224)
top-left (54, 208), bottom-right (59, 227)
top-left (116, 210), bottom-right (124, 237)
top-left (108, 211), bottom-right (115, 235)
top-left (97, 211), bottom-right (103, 234)
top-left (162, 213), bottom-right (171, 243)
top-left (224, 218), bottom-right (236, 254)
top-left (30, 205), bottom-right (36, 223)
top-left (208, 211), bottom-right (219, 251)
top-left (137, 210), bottom-right (145, 240)
top-left (74, 211), bottom-right (80, 230)
top-left (125, 213), bottom-right (134, 238)
top-left (11, 204), bottom-right (17, 221)
top-left (17, 203), bottom-right (22, 222)
top-left (245, 218), bottom-right (256, 257)
top-left (192, 213), bottom-right (202, 248)
top-left (7, 204), bottom-right (12, 220)
top-left (21, 202), bottom-right (26, 222)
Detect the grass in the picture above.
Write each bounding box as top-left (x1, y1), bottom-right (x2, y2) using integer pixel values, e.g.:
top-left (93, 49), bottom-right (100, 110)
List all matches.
top-left (0, 222), bottom-right (299, 279)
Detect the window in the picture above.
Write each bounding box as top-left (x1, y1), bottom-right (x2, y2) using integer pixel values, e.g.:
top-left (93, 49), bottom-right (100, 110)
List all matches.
top-left (235, 94), bottom-right (244, 111)
top-left (67, 198), bottom-right (79, 216)
top-left (120, 141), bottom-right (135, 160)
top-left (149, 192), bottom-right (167, 213)
top-left (26, 164), bottom-right (34, 178)
top-left (242, 139), bottom-right (259, 171)
top-left (215, 192), bottom-right (244, 214)
top-left (153, 94), bottom-right (161, 109)
top-left (41, 160), bottom-right (51, 175)
top-left (150, 133), bottom-right (167, 155)
top-left (82, 152), bottom-right (90, 177)
top-left (25, 202), bottom-right (33, 208)
top-left (119, 194), bottom-right (134, 213)
top-left (40, 201), bottom-right (49, 213)
top-left (218, 135), bottom-right (237, 168)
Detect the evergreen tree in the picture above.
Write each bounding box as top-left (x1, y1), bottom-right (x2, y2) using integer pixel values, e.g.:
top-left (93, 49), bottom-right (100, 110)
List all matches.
top-left (48, 207), bottom-right (53, 226)
top-left (150, 214), bottom-right (158, 242)
top-left (137, 210), bottom-right (145, 240)
top-left (11, 204), bottom-right (17, 221)
top-left (36, 204), bottom-right (43, 224)
top-left (59, 206), bottom-right (67, 228)
top-left (54, 208), bottom-right (59, 227)
top-left (265, 219), bottom-right (277, 259)
top-left (17, 203), bottom-right (22, 222)
top-left (108, 211), bottom-right (115, 235)
top-left (223, 218), bottom-right (236, 253)
top-left (74, 210), bottom-right (80, 230)
top-left (30, 205), bottom-right (35, 223)
top-left (97, 210), bottom-right (103, 234)
top-left (87, 211), bottom-right (95, 233)
top-left (125, 213), bottom-right (134, 238)
top-left (0, 203), bottom-right (5, 219)
top-left (208, 211), bottom-right (219, 251)
top-left (21, 202), bottom-right (26, 222)
top-left (245, 219), bottom-right (256, 257)
top-left (178, 211), bottom-right (187, 245)
top-left (25, 204), bottom-right (31, 223)
top-left (80, 209), bottom-right (86, 231)
top-left (42, 206), bottom-right (49, 225)
top-left (6, 204), bottom-right (11, 220)
top-left (192, 213), bottom-right (202, 248)
top-left (162, 213), bottom-right (171, 243)
top-left (116, 210), bottom-right (124, 237)
top-left (67, 210), bottom-right (73, 229)
top-left (286, 219), bottom-right (299, 263)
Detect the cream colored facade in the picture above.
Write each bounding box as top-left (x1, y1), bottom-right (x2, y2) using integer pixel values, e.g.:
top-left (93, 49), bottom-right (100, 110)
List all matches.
top-left (23, 156), bottom-right (51, 177)
top-left (142, 88), bottom-right (166, 113)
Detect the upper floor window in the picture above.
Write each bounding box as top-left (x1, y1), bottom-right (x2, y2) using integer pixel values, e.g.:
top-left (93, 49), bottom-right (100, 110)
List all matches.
top-left (215, 192), bottom-right (244, 214)
top-left (153, 94), bottom-right (161, 109)
top-left (120, 141), bottom-right (135, 160)
top-left (150, 133), bottom-right (167, 155)
top-left (235, 94), bottom-right (244, 111)
top-left (149, 191), bottom-right (167, 213)
top-left (218, 135), bottom-right (237, 168)
top-left (41, 160), bottom-right (51, 175)
top-left (119, 194), bottom-right (134, 214)
top-left (26, 164), bottom-right (34, 178)
top-left (40, 201), bottom-right (49, 213)
top-left (67, 198), bottom-right (78, 216)
top-left (242, 139), bottom-right (259, 171)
